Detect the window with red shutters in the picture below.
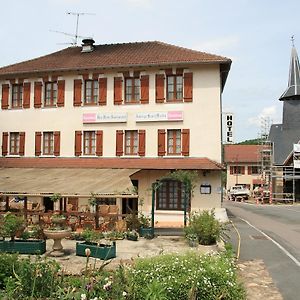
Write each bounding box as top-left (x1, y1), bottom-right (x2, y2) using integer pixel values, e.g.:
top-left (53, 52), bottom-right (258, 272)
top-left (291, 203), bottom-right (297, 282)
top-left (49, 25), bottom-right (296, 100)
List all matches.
top-left (138, 130), bottom-right (146, 156)
top-left (57, 80), bottom-right (65, 107)
top-left (44, 82), bottom-right (57, 107)
top-left (125, 77), bottom-right (140, 103)
top-left (84, 80), bottom-right (98, 105)
top-left (75, 131), bottom-right (82, 156)
top-left (73, 79), bottom-right (82, 106)
top-left (96, 130), bottom-right (103, 156)
top-left (158, 129), bottom-right (166, 156)
top-left (43, 132), bottom-right (54, 155)
top-left (11, 84), bottom-right (23, 108)
top-left (155, 74), bottom-right (165, 103)
top-left (140, 75), bottom-right (149, 104)
top-left (125, 130), bottom-right (138, 155)
top-left (114, 77), bottom-right (123, 105)
top-left (116, 130), bottom-right (124, 156)
top-left (98, 78), bottom-right (107, 106)
top-left (2, 132), bottom-right (8, 156)
top-left (19, 132), bottom-right (25, 156)
top-left (34, 82), bottom-right (42, 108)
top-left (167, 129), bottom-right (181, 155)
top-left (35, 132), bottom-right (42, 156)
top-left (83, 131), bottom-right (96, 155)
top-left (23, 82), bottom-right (31, 108)
top-left (1, 84), bottom-right (9, 109)
top-left (166, 75), bottom-right (183, 101)
top-left (9, 132), bottom-right (20, 155)
top-left (183, 72), bottom-right (193, 102)
top-left (181, 129), bottom-right (190, 156)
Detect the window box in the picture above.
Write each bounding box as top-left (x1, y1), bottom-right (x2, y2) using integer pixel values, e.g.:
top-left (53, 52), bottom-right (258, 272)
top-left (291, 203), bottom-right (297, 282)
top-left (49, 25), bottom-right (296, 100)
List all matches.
top-left (76, 241), bottom-right (116, 260)
top-left (0, 239), bottom-right (46, 254)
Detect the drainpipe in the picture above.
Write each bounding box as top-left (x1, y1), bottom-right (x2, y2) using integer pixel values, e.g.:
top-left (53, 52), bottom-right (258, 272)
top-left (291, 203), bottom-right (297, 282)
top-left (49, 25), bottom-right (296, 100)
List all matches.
top-left (183, 183), bottom-right (187, 227)
top-left (151, 183), bottom-right (155, 231)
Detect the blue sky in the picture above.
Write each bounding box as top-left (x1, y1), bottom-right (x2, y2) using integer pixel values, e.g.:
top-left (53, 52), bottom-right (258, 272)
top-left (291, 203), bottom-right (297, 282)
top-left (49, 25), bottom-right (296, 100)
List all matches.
top-left (1, 0), bottom-right (299, 142)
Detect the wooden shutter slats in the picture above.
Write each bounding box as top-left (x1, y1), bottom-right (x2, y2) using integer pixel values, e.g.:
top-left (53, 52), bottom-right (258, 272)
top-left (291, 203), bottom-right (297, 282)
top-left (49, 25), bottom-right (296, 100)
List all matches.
top-left (230, 166), bottom-right (234, 175)
top-left (54, 131), bottom-right (60, 156)
top-left (19, 132), bottom-right (25, 156)
top-left (98, 78), bottom-right (107, 106)
top-left (116, 130), bottom-right (124, 156)
top-left (158, 129), bottom-right (166, 156)
top-left (34, 82), bottom-right (42, 108)
top-left (35, 132), bottom-right (42, 156)
top-left (114, 77), bottom-right (123, 105)
top-left (23, 82), bottom-right (31, 108)
top-left (138, 130), bottom-right (146, 156)
top-left (1, 84), bottom-right (9, 109)
top-left (73, 79), bottom-right (82, 106)
top-left (2, 132), bottom-right (8, 156)
top-left (241, 166), bottom-right (245, 174)
top-left (184, 72), bottom-right (193, 102)
top-left (155, 74), bottom-right (165, 103)
top-left (57, 80), bottom-right (65, 107)
top-left (75, 131), bottom-right (82, 156)
top-left (248, 166), bottom-right (252, 175)
top-left (96, 130), bottom-right (103, 156)
top-left (181, 129), bottom-right (190, 156)
top-left (140, 75), bottom-right (149, 104)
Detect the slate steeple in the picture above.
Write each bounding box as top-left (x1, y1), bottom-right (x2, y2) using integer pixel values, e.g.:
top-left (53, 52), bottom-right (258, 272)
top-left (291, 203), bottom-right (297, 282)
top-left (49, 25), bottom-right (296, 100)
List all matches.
top-left (279, 37), bottom-right (300, 101)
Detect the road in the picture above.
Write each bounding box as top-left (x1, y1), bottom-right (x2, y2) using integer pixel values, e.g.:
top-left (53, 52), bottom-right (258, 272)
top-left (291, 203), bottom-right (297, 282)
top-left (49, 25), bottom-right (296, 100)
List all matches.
top-left (224, 200), bottom-right (300, 300)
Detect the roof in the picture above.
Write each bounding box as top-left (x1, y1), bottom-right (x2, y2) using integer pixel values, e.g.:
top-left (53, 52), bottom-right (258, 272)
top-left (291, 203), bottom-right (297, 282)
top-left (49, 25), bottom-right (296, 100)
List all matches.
top-left (279, 46), bottom-right (300, 100)
top-left (0, 157), bottom-right (224, 170)
top-left (224, 145), bottom-right (262, 163)
top-left (0, 168), bottom-right (138, 196)
top-left (268, 124), bottom-right (300, 165)
top-left (0, 41), bottom-right (231, 89)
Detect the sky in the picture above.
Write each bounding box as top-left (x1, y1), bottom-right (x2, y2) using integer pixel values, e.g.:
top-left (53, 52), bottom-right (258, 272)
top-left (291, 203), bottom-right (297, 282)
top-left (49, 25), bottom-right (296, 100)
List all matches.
top-left (0, 0), bottom-right (299, 142)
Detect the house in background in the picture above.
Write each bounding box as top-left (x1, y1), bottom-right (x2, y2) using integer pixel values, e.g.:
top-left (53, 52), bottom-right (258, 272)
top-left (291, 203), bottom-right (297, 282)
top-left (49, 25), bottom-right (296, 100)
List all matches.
top-left (224, 144), bottom-right (262, 191)
top-left (0, 39), bottom-right (231, 226)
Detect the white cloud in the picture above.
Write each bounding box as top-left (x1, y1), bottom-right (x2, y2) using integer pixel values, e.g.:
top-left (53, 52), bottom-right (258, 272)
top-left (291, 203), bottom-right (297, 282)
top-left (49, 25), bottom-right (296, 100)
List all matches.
top-left (247, 105), bottom-right (280, 128)
top-left (193, 36), bottom-right (240, 55)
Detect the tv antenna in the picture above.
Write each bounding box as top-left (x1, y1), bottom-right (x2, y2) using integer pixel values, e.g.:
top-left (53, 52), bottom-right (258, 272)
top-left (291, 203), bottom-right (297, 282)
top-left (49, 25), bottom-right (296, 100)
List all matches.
top-left (50, 11), bottom-right (95, 46)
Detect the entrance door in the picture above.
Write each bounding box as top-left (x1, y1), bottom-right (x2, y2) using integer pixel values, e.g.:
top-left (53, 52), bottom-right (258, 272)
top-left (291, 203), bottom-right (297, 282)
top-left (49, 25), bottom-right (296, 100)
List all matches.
top-left (43, 197), bottom-right (54, 212)
top-left (122, 198), bottom-right (138, 214)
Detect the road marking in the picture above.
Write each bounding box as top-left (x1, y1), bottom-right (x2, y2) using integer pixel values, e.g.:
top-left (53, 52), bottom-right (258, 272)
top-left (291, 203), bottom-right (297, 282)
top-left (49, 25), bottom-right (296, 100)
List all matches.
top-left (238, 217), bottom-right (300, 268)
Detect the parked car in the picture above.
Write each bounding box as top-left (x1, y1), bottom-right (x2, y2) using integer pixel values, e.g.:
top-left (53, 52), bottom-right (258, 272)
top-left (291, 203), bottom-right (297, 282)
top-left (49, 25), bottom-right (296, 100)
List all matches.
top-left (229, 185), bottom-right (250, 201)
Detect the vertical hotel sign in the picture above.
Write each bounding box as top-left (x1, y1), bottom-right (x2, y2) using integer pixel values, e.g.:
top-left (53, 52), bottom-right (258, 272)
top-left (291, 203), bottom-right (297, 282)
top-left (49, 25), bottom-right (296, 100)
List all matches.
top-left (293, 144), bottom-right (300, 168)
top-left (224, 113), bottom-right (234, 143)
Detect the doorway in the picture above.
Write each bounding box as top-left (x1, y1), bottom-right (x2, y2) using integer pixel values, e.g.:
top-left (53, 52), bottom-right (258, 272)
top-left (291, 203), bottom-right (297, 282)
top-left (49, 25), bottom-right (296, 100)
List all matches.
top-left (43, 197), bottom-right (54, 212)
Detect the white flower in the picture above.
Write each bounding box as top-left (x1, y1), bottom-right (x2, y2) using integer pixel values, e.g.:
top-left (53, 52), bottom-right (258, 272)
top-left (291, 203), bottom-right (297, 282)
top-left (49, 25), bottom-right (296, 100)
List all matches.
top-left (81, 294), bottom-right (87, 300)
top-left (122, 291), bottom-right (127, 296)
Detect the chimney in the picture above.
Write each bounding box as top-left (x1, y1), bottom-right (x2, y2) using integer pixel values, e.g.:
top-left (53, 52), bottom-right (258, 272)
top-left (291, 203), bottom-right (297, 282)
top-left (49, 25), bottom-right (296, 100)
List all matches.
top-left (81, 38), bottom-right (95, 53)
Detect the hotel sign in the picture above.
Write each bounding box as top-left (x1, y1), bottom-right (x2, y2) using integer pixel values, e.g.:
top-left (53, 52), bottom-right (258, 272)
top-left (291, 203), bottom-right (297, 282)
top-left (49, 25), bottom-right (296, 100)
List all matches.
top-left (224, 113), bottom-right (234, 144)
top-left (83, 112), bottom-right (127, 123)
top-left (136, 111), bottom-right (183, 122)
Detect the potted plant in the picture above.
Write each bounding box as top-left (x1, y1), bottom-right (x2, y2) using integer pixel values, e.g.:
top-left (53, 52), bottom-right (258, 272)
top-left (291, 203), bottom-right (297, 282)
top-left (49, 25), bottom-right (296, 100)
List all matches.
top-left (0, 213), bottom-right (46, 254)
top-left (76, 228), bottom-right (116, 260)
top-left (138, 213), bottom-right (154, 238)
top-left (186, 233), bottom-right (198, 247)
top-left (126, 230), bottom-right (139, 241)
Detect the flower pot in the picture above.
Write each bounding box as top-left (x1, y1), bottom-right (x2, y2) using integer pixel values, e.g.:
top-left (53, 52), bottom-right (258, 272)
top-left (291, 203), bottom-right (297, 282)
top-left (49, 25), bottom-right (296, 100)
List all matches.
top-left (76, 241), bottom-right (116, 260)
top-left (188, 239), bottom-right (198, 247)
top-left (0, 239), bottom-right (46, 254)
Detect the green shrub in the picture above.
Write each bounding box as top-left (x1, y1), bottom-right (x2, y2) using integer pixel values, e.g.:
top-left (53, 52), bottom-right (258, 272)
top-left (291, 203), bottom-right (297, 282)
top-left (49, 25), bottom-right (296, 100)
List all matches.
top-left (0, 213), bottom-right (25, 240)
top-left (126, 251), bottom-right (246, 300)
top-left (185, 210), bottom-right (222, 245)
top-left (0, 253), bottom-right (19, 289)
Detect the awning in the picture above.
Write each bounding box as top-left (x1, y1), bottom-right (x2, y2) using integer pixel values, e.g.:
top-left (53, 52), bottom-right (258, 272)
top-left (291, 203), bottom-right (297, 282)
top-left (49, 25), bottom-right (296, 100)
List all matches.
top-left (0, 168), bottom-right (139, 197)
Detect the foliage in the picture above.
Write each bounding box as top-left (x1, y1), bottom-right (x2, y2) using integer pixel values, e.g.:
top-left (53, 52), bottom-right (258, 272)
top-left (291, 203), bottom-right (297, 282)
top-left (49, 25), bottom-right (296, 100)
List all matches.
top-left (185, 210), bottom-right (222, 245)
top-left (88, 192), bottom-right (98, 206)
top-left (81, 228), bottom-right (104, 243)
top-left (126, 230), bottom-right (139, 241)
top-left (50, 193), bottom-right (62, 202)
top-left (0, 253), bottom-right (19, 289)
top-left (126, 212), bottom-right (151, 231)
top-left (237, 138), bottom-right (262, 145)
top-left (126, 251), bottom-right (246, 300)
top-left (0, 213), bottom-right (25, 241)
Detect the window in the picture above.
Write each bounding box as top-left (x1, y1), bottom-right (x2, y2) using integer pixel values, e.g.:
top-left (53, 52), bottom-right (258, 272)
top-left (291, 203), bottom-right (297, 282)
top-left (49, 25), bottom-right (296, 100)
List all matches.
top-left (167, 75), bottom-right (183, 101)
top-left (167, 129), bottom-right (181, 155)
top-left (43, 132), bottom-right (54, 155)
top-left (125, 78), bottom-right (140, 102)
top-left (250, 166), bottom-right (260, 175)
top-left (83, 131), bottom-right (96, 155)
top-left (230, 166), bottom-right (245, 175)
top-left (9, 132), bottom-right (20, 155)
top-left (125, 130), bottom-right (138, 155)
top-left (44, 82), bottom-right (57, 106)
top-left (156, 180), bottom-right (189, 210)
top-left (84, 80), bottom-right (98, 104)
top-left (12, 84), bottom-right (23, 108)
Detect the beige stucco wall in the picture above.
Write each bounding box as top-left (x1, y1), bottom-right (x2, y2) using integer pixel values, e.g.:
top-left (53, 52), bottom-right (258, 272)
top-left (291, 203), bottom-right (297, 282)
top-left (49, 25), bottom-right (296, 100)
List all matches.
top-left (0, 65), bottom-right (222, 162)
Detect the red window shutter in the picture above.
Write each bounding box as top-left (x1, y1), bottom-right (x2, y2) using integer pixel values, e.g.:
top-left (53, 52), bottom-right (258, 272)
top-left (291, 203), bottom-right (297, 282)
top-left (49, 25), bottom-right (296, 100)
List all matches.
top-left (73, 79), bottom-right (82, 106)
top-left (140, 75), bottom-right (149, 104)
top-left (241, 166), bottom-right (245, 174)
top-left (54, 131), bottom-right (60, 156)
top-left (96, 130), bottom-right (103, 156)
top-left (155, 74), bottom-right (165, 103)
top-left (230, 166), bottom-right (233, 175)
top-left (35, 132), bottom-right (42, 156)
top-left (2, 132), bottom-right (8, 156)
top-left (98, 78), bottom-right (107, 106)
top-left (34, 82), bottom-right (42, 108)
top-left (1, 84), bottom-right (9, 109)
top-left (116, 130), bottom-right (124, 156)
top-left (184, 72), bottom-right (193, 102)
top-left (138, 130), bottom-right (146, 156)
top-left (248, 166), bottom-right (252, 175)
top-left (57, 80), bottom-right (65, 107)
top-left (158, 129), bottom-right (166, 156)
top-left (181, 129), bottom-right (190, 156)
top-left (75, 131), bottom-right (82, 156)
top-left (19, 132), bottom-right (25, 156)
top-left (23, 83), bottom-right (31, 108)
top-left (114, 77), bottom-right (123, 105)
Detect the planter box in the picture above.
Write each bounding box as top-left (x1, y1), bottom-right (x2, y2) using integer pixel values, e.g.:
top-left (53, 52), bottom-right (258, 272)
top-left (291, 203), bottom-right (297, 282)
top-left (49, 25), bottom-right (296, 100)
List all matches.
top-left (76, 241), bottom-right (116, 260)
top-left (139, 227), bottom-right (154, 238)
top-left (0, 240), bottom-right (46, 254)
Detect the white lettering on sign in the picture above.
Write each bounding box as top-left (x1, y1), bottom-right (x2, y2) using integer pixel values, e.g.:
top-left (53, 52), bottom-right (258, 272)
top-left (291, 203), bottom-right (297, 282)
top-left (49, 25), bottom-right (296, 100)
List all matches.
top-left (225, 113), bottom-right (234, 143)
top-left (136, 111), bottom-right (183, 122)
top-left (83, 113), bottom-right (127, 123)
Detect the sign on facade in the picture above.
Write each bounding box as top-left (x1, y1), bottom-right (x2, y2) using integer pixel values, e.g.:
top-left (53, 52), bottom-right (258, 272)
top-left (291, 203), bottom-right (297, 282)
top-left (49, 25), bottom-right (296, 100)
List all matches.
top-left (293, 144), bottom-right (300, 153)
top-left (136, 111), bottom-right (183, 122)
top-left (224, 113), bottom-right (234, 144)
top-left (83, 113), bottom-right (127, 123)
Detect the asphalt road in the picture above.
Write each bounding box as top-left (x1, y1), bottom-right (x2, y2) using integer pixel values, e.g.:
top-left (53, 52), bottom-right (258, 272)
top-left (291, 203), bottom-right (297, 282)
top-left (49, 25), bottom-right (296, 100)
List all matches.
top-left (224, 200), bottom-right (300, 300)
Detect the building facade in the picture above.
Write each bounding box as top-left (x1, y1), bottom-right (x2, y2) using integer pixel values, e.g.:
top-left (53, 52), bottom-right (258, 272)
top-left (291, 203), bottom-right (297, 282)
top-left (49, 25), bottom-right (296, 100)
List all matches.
top-left (0, 40), bottom-right (231, 226)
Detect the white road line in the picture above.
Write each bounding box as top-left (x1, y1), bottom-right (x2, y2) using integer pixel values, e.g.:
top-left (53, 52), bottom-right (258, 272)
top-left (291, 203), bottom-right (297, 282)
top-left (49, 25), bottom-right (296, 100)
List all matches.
top-left (238, 217), bottom-right (300, 268)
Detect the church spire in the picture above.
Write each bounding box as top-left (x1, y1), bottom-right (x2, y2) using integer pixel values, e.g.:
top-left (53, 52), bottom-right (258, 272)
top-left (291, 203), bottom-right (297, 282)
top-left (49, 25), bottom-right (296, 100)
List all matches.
top-left (279, 36), bottom-right (300, 100)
